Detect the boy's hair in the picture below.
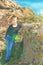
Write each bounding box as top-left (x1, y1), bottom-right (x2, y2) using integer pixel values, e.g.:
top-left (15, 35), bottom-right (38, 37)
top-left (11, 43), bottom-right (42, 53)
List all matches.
top-left (11, 15), bottom-right (17, 20)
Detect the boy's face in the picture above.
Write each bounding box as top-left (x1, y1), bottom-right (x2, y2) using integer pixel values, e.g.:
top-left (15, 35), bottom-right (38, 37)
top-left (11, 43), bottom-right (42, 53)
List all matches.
top-left (11, 17), bottom-right (17, 25)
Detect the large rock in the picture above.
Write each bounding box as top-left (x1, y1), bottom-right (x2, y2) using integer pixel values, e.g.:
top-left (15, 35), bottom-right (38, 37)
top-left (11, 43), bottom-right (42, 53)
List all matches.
top-left (20, 23), bottom-right (43, 64)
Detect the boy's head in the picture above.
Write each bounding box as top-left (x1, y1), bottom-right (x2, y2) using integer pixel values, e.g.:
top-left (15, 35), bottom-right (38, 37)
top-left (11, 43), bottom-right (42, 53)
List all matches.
top-left (11, 15), bottom-right (17, 25)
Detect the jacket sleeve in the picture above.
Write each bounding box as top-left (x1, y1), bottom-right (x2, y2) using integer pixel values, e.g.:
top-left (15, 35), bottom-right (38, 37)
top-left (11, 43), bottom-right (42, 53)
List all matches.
top-left (5, 25), bottom-right (11, 39)
top-left (5, 28), bottom-right (8, 39)
top-left (19, 22), bottom-right (22, 28)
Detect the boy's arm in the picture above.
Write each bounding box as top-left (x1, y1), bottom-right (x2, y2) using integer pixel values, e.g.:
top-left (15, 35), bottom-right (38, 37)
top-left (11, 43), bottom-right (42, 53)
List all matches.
top-left (5, 25), bottom-right (11, 39)
top-left (19, 23), bottom-right (29, 27)
top-left (5, 28), bottom-right (9, 39)
top-left (21, 23), bottom-right (29, 27)
top-left (22, 22), bottom-right (40, 27)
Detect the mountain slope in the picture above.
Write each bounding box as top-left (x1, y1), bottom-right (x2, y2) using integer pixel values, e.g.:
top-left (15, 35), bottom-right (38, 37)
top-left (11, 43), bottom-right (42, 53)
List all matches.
top-left (0, 0), bottom-right (43, 65)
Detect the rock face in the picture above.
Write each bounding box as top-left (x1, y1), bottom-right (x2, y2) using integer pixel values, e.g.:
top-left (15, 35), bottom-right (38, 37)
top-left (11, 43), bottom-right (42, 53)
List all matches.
top-left (22, 23), bottom-right (43, 63)
top-left (17, 22), bottom-right (42, 64)
top-left (0, 0), bottom-right (43, 65)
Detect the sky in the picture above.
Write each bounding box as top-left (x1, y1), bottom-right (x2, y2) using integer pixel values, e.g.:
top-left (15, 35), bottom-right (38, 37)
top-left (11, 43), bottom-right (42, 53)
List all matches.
top-left (14, 0), bottom-right (43, 16)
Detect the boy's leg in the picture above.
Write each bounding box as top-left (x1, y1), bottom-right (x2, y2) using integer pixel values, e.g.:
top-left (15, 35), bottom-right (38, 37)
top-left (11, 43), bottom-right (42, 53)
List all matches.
top-left (5, 35), bottom-right (10, 61)
top-left (8, 36), bottom-right (14, 58)
top-left (9, 37), bottom-right (14, 53)
top-left (5, 35), bottom-right (14, 61)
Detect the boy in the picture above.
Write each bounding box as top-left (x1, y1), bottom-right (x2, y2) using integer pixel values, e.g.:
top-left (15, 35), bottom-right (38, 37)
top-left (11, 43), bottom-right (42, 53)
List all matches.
top-left (5, 15), bottom-right (22, 62)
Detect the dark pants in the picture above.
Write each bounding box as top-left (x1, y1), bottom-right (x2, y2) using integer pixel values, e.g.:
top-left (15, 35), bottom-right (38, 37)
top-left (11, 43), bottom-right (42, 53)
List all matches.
top-left (5, 35), bottom-right (14, 61)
